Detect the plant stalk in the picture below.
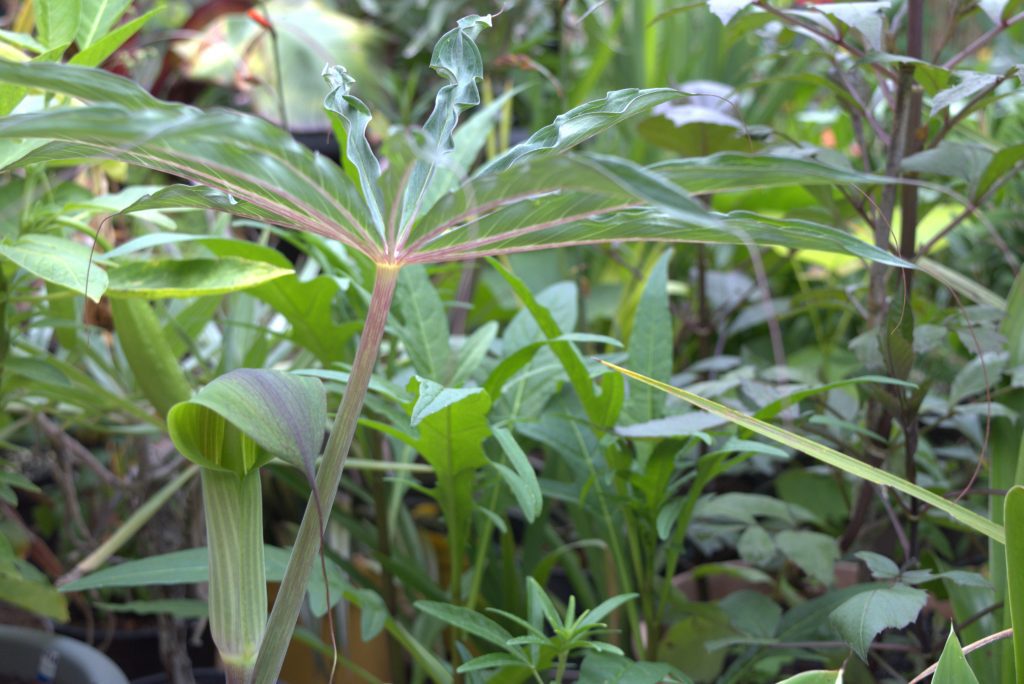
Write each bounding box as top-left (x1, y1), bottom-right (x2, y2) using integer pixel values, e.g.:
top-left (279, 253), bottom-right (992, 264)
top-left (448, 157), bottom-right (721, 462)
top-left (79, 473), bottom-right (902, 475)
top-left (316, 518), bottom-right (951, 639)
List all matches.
top-left (254, 264), bottom-right (400, 684)
top-left (202, 468), bottom-right (267, 683)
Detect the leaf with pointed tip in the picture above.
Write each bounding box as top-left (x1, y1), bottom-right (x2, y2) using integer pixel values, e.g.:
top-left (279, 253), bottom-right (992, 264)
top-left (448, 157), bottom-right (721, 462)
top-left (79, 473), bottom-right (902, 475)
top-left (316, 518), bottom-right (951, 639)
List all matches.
top-left (322, 65), bottom-right (386, 237)
top-left (491, 427), bottom-right (542, 523)
top-left (70, 6), bottom-right (161, 68)
top-left (0, 62), bottom-right (380, 256)
top-left (624, 250), bottom-right (673, 423)
top-left (76, 0), bottom-right (133, 49)
top-left (107, 257), bottom-right (292, 299)
top-left (600, 360), bottom-right (1005, 543)
top-left (397, 14), bottom-right (491, 237)
top-left (479, 88), bottom-right (682, 175)
top-left (651, 152), bottom-right (891, 192)
top-left (168, 369), bottom-right (326, 478)
top-left (934, 626), bottom-right (980, 684)
top-left (829, 583), bottom-right (926, 660)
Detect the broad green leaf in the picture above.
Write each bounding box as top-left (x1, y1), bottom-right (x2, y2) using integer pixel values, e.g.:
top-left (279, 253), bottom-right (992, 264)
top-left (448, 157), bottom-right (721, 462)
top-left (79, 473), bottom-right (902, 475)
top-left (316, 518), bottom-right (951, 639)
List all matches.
top-left (624, 250), bottom-right (673, 422)
top-left (934, 626), bottom-right (980, 684)
top-left (409, 378), bottom-right (490, 473)
top-left (1005, 485), bottom-right (1024, 679)
top-left (395, 265), bottom-right (451, 381)
top-left (492, 427), bottom-right (543, 522)
top-left (774, 671), bottom-right (843, 684)
top-left (95, 599), bottom-right (208, 620)
top-left (36, 0), bottom-right (80, 49)
top-left (775, 530), bottom-right (839, 587)
top-left (828, 583), bottom-right (927, 660)
top-left (0, 567), bottom-right (68, 622)
top-left (168, 369), bottom-right (326, 477)
top-left (70, 6), bottom-right (161, 68)
top-left (415, 600), bottom-right (514, 650)
top-left (76, 0), bottom-right (132, 48)
top-left (855, 551), bottom-right (901, 580)
top-left (0, 234), bottom-right (108, 301)
top-left (322, 65), bottom-right (386, 236)
top-left (397, 14), bottom-right (491, 237)
top-left (107, 257), bottom-right (291, 298)
top-left (601, 361), bottom-right (1005, 543)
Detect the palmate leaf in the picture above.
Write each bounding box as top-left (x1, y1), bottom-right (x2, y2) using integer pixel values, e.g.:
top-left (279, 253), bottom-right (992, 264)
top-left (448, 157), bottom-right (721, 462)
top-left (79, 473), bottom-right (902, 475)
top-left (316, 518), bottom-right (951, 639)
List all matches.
top-left (0, 61), bottom-right (381, 256)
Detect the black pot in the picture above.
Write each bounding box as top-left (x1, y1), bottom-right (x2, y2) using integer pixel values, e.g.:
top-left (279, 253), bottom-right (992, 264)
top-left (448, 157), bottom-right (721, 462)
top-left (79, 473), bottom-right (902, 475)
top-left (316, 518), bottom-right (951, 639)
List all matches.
top-left (130, 667), bottom-right (284, 684)
top-left (0, 625), bottom-right (129, 684)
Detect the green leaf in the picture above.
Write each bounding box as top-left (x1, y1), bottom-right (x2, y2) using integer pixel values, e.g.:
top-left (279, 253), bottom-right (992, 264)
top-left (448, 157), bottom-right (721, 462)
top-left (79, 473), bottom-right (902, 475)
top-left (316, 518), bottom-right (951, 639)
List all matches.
top-left (96, 599), bottom-right (208, 620)
top-left (1005, 485), bottom-right (1024, 679)
top-left (0, 62), bottom-right (380, 257)
top-left (579, 592), bottom-right (639, 629)
top-left (491, 427), bottom-right (542, 523)
top-left (934, 626), bottom-right (980, 684)
top-left (395, 265), bottom-right (451, 381)
top-left (775, 530), bottom-right (839, 587)
top-left (774, 671), bottom-right (843, 684)
top-left (855, 551), bottom-right (901, 580)
top-left (415, 600), bottom-right (514, 650)
top-left (70, 6), bottom-right (162, 68)
top-left (624, 250), bottom-right (673, 422)
top-left (450, 320), bottom-right (499, 387)
top-left (36, 0), bottom-right (80, 49)
top-left (397, 14), bottom-right (491, 236)
top-left (480, 88), bottom-right (682, 174)
top-left (457, 652), bottom-right (529, 673)
top-left (168, 369), bottom-right (326, 477)
top-left (601, 361), bottom-right (1005, 543)
top-left (816, 2), bottom-right (890, 51)
top-left (76, 0), bottom-right (132, 48)
top-left (931, 71), bottom-right (1001, 116)
top-left (828, 583), bottom-right (927, 660)
top-left (0, 234), bottom-right (107, 302)
top-left (321, 65), bottom-right (386, 237)
top-left (107, 257), bottom-right (292, 299)
top-left (579, 652), bottom-right (689, 684)
top-left (0, 567), bottom-right (69, 622)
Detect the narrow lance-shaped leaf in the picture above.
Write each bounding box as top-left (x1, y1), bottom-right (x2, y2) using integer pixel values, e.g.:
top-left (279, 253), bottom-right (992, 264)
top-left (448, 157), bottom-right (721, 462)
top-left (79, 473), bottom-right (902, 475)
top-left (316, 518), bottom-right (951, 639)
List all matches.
top-left (395, 14), bottom-right (491, 241)
top-left (600, 360), bottom-right (1005, 543)
top-left (322, 65), bottom-right (386, 238)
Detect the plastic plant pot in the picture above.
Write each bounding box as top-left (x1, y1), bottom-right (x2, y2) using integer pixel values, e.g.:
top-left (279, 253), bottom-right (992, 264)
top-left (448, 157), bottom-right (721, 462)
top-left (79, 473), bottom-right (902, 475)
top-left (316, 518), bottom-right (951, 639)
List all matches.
top-left (0, 624), bottom-right (129, 684)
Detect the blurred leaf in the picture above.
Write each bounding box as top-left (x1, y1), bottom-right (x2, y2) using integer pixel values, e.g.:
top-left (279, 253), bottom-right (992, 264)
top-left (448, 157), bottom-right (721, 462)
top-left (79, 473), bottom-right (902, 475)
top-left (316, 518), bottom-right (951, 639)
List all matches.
top-left (70, 6), bottom-right (161, 68)
top-left (601, 360), bottom-right (1005, 543)
top-left (776, 530), bottom-right (839, 586)
top-left (1005, 485), bottom-right (1024, 678)
top-left (707, 0), bottom-right (756, 24)
top-left (774, 671), bottom-right (842, 684)
top-left (0, 234), bottom-right (107, 301)
top-left (931, 71), bottom-right (1000, 116)
top-left (855, 551), bottom-right (901, 580)
top-left (492, 427), bottom-right (542, 522)
top-left (579, 652), bottom-right (689, 684)
top-left (624, 250), bottom-right (673, 422)
top-left (0, 567), bottom-right (69, 622)
top-left (107, 257), bottom-right (291, 299)
top-left (36, 0), bottom-right (80, 49)
top-left (816, 2), bottom-right (891, 52)
top-left (416, 600), bottom-right (515, 650)
top-left (829, 584), bottom-right (927, 660)
top-left (96, 599), bottom-right (208, 620)
top-left (76, 0), bottom-right (132, 48)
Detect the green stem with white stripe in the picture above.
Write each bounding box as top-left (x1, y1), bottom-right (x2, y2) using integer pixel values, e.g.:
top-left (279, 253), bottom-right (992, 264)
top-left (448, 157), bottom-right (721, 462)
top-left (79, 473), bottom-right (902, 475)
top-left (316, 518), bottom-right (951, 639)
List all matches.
top-left (201, 468), bottom-right (267, 684)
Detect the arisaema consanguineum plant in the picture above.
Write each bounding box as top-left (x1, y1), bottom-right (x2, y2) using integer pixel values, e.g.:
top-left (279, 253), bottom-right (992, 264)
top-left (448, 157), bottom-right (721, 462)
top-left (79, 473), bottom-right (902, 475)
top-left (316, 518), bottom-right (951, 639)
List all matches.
top-left (0, 12), bottom-right (990, 684)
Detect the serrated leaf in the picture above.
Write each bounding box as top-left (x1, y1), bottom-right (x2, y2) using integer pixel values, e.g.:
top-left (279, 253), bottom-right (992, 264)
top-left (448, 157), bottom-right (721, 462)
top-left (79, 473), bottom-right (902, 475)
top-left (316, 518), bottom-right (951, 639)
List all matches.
top-left (931, 71), bottom-right (1000, 116)
top-left (0, 234), bottom-right (108, 301)
top-left (828, 584), bottom-right (927, 660)
top-left (107, 257), bottom-right (292, 299)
